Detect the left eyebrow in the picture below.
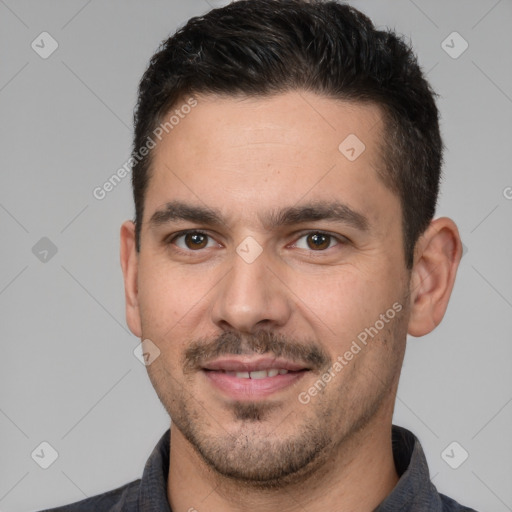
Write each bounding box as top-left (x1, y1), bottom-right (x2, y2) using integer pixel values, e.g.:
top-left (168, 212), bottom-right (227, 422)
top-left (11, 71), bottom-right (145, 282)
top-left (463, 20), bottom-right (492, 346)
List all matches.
top-left (262, 201), bottom-right (370, 232)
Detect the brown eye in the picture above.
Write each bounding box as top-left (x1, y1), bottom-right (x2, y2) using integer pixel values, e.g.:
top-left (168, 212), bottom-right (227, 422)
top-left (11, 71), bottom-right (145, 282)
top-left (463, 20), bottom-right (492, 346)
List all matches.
top-left (169, 231), bottom-right (220, 253)
top-left (184, 232), bottom-right (208, 249)
top-left (306, 233), bottom-right (331, 250)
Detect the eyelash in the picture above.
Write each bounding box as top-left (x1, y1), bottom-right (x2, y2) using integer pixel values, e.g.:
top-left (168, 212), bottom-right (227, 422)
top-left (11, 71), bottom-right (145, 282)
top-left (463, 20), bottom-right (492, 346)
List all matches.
top-left (166, 229), bottom-right (348, 253)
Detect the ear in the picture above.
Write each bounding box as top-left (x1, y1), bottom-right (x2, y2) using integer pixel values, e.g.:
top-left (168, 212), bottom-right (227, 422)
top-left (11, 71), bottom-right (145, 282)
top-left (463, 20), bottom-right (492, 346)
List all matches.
top-left (407, 217), bottom-right (462, 337)
top-left (120, 220), bottom-right (142, 338)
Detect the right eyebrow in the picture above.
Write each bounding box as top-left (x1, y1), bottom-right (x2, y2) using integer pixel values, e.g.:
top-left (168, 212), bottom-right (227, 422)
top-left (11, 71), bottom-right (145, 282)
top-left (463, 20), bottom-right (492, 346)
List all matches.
top-left (148, 201), bottom-right (224, 229)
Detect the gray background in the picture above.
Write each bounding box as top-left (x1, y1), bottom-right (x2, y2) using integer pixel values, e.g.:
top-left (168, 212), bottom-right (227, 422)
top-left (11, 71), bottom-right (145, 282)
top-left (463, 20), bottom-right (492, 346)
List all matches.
top-left (1, 0), bottom-right (511, 511)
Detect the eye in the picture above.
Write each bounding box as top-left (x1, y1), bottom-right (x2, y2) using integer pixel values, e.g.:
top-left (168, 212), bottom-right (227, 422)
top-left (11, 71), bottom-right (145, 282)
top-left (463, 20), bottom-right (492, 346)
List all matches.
top-left (170, 231), bottom-right (218, 251)
top-left (293, 232), bottom-right (342, 251)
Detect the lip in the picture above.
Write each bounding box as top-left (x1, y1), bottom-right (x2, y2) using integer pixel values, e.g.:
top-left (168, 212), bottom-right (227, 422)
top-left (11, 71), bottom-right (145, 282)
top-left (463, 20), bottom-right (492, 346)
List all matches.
top-left (202, 356), bottom-right (308, 373)
top-left (202, 356), bottom-right (309, 400)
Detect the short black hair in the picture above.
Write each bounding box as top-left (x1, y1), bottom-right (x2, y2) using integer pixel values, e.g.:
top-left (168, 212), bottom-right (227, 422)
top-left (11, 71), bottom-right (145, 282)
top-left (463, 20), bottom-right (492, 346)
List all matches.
top-left (131, 0), bottom-right (442, 268)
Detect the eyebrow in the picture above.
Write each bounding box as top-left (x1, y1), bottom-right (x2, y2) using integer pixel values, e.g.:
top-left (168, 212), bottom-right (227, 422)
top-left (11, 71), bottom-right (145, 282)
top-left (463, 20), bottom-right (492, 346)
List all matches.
top-left (148, 200), bottom-right (369, 232)
top-left (149, 201), bottom-right (222, 228)
top-left (264, 201), bottom-right (369, 231)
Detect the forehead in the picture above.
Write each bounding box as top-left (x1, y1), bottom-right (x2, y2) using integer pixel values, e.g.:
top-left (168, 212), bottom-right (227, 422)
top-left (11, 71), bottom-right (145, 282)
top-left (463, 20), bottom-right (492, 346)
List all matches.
top-left (145, 91), bottom-right (396, 229)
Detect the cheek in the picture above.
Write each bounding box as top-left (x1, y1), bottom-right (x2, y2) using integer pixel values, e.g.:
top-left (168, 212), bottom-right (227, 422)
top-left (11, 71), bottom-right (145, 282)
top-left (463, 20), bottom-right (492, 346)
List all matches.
top-left (292, 267), bottom-right (402, 349)
top-left (138, 278), bottom-right (177, 332)
top-left (137, 257), bottom-right (216, 341)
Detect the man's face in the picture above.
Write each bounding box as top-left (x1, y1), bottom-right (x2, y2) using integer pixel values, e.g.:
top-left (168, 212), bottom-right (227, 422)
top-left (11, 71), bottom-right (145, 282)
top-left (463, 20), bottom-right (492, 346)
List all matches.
top-left (126, 91), bottom-right (412, 484)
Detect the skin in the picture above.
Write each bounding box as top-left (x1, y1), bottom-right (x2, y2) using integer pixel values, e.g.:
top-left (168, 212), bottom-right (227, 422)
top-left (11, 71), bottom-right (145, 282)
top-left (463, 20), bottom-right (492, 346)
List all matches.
top-left (120, 90), bottom-right (462, 512)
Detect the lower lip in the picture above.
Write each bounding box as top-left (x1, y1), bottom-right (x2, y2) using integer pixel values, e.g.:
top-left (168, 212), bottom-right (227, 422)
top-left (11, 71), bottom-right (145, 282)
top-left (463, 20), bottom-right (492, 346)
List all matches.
top-left (203, 370), bottom-right (308, 400)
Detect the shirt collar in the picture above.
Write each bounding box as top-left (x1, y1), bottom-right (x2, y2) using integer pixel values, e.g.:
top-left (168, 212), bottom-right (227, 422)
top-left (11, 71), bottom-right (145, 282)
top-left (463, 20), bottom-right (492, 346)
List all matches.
top-left (375, 425), bottom-right (444, 511)
top-left (137, 429), bottom-right (171, 511)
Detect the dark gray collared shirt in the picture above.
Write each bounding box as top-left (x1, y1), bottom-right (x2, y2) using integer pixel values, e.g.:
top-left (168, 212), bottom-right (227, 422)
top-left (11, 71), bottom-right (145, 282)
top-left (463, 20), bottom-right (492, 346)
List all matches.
top-left (40, 425), bottom-right (479, 511)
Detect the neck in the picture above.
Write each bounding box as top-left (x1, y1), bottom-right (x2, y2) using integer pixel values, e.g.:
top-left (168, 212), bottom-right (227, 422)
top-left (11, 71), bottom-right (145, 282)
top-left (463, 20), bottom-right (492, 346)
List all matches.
top-left (167, 415), bottom-right (399, 512)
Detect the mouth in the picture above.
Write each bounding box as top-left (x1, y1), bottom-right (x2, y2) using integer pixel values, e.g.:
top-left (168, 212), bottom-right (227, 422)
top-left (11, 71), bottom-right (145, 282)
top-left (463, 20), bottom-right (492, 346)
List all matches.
top-left (201, 356), bottom-right (310, 400)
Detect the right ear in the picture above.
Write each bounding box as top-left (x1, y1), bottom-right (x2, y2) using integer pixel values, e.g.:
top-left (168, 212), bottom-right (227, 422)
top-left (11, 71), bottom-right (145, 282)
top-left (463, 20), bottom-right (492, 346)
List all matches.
top-left (120, 220), bottom-right (142, 338)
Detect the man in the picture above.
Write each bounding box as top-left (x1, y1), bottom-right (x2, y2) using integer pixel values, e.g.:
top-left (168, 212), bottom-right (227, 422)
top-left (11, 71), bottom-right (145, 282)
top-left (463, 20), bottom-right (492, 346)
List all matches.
top-left (41, 0), bottom-right (478, 510)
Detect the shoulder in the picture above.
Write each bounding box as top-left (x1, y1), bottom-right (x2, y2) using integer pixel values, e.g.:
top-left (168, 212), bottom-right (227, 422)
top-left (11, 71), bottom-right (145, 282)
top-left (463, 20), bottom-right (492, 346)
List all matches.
top-left (440, 492), bottom-right (481, 512)
top-left (36, 478), bottom-right (140, 512)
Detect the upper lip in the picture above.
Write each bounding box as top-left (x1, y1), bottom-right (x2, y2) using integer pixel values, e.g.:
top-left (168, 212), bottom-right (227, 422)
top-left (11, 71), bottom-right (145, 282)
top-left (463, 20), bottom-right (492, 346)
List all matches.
top-left (202, 356), bottom-right (309, 373)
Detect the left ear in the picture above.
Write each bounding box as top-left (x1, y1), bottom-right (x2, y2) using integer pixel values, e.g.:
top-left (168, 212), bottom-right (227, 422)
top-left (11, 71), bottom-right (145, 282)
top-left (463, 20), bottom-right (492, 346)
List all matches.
top-left (407, 217), bottom-right (462, 337)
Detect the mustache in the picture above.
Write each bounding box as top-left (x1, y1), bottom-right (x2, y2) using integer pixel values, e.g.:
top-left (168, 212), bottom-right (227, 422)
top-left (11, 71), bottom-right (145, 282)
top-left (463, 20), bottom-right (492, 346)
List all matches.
top-left (182, 330), bottom-right (330, 373)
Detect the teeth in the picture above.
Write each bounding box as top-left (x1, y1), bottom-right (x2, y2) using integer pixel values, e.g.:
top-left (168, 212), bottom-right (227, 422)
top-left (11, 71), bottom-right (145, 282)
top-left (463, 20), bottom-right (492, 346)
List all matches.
top-left (224, 369), bottom-right (289, 378)
top-left (249, 370), bottom-right (267, 379)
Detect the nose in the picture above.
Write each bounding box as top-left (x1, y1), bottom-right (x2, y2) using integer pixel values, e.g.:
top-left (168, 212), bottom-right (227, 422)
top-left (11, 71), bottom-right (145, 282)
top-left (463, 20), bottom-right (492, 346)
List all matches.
top-left (211, 246), bottom-right (292, 334)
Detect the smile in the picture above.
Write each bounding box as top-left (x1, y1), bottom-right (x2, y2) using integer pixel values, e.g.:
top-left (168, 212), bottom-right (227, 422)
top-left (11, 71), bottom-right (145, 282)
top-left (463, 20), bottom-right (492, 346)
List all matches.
top-left (222, 369), bottom-right (290, 379)
top-left (201, 356), bottom-right (309, 400)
